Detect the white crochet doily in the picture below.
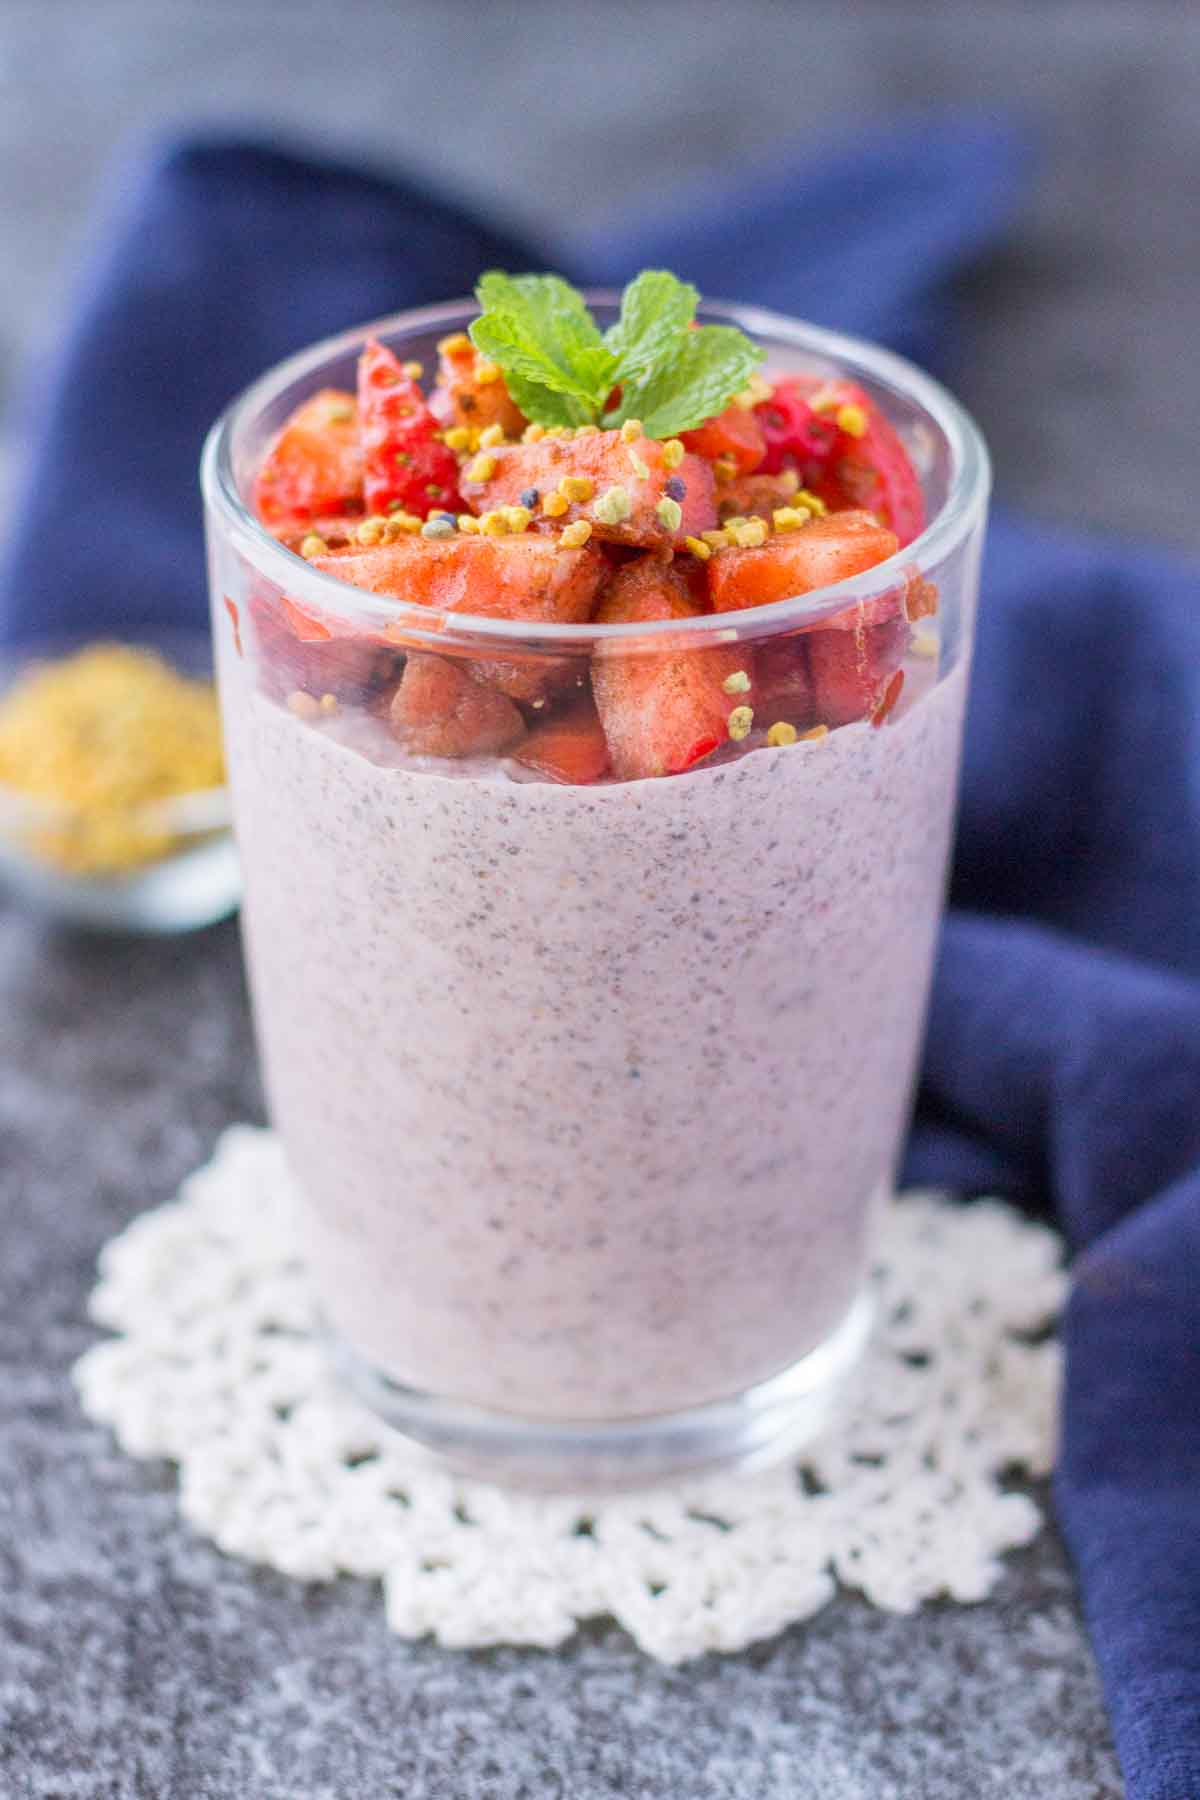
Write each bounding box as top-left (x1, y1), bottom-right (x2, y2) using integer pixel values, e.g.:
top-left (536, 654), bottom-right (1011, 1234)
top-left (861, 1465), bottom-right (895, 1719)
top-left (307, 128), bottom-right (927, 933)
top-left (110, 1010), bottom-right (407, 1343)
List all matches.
top-left (74, 1126), bottom-right (1065, 1664)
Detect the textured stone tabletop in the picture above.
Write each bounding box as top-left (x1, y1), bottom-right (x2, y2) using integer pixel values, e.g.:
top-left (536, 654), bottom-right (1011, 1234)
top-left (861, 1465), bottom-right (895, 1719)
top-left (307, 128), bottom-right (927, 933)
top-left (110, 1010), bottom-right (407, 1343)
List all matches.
top-left (0, 904), bottom-right (1123, 1798)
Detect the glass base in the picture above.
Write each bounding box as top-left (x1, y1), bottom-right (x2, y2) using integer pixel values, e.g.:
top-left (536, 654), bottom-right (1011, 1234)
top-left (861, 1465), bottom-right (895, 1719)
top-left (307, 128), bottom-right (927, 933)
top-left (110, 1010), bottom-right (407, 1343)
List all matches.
top-left (327, 1290), bottom-right (874, 1492)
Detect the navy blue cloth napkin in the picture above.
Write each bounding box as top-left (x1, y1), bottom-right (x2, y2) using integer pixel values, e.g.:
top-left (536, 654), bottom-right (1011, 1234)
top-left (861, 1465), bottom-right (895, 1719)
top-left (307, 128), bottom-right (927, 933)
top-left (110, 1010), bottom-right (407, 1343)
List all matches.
top-left (2, 118), bottom-right (1197, 1800)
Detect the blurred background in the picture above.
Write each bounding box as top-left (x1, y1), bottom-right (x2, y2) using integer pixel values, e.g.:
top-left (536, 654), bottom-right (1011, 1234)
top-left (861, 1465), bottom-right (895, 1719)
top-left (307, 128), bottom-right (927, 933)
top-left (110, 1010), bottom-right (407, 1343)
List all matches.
top-left (0, 0), bottom-right (1196, 552)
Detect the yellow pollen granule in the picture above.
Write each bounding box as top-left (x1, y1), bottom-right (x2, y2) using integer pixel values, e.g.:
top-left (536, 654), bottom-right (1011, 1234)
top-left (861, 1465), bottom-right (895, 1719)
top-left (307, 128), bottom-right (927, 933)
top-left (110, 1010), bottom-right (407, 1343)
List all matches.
top-left (522, 422), bottom-right (547, 443)
top-left (619, 419), bottom-right (644, 442)
top-left (713, 455), bottom-right (739, 484)
top-left (443, 425), bottom-right (472, 452)
top-left (388, 511), bottom-right (422, 534)
top-left (661, 439), bottom-right (685, 469)
top-left (479, 510), bottom-right (511, 536)
top-left (727, 705), bottom-right (754, 741)
top-left (684, 535), bottom-right (712, 561)
top-left (0, 644), bottom-right (225, 875)
top-left (777, 467), bottom-right (801, 496)
top-left (465, 453), bottom-right (498, 484)
top-left (457, 513), bottom-right (481, 534)
top-left (355, 517), bottom-right (388, 546)
top-left (628, 449), bottom-right (650, 480)
top-left (299, 533), bottom-right (327, 559)
top-left (558, 520), bottom-right (593, 548)
top-left (502, 506), bottom-right (532, 533)
top-left (319, 693), bottom-right (339, 716)
top-left (478, 422), bottom-right (506, 448)
top-left (592, 485), bottom-right (632, 526)
top-left (772, 506), bottom-right (812, 533)
top-left (437, 332), bottom-right (472, 355)
top-left (287, 690), bottom-right (320, 720)
top-left (542, 491), bottom-right (570, 518)
top-left (656, 496), bottom-right (683, 533)
top-left (766, 720), bottom-right (798, 747)
top-left (572, 423), bottom-right (600, 438)
top-left (795, 488), bottom-right (828, 517)
top-left (701, 528), bottom-right (731, 549)
top-left (559, 476), bottom-right (595, 503)
top-left (402, 360), bottom-right (423, 380)
top-left (800, 724), bottom-right (829, 742)
top-left (722, 670), bottom-right (751, 695)
top-left (474, 359), bottom-right (502, 384)
top-left (836, 403), bottom-right (868, 438)
top-left (731, 519), bottom-right (767, 548)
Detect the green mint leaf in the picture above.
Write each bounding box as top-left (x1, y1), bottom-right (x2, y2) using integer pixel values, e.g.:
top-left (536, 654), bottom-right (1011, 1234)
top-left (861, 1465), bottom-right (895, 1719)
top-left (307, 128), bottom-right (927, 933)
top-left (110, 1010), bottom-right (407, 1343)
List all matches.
top-left (468, 312), bottom-right (593, 427)
top-left (471, 272), bottom-right (616, 423)
top-left (604, 270), bottom-right (698, 392)
top-left (467, 267), bottom-right (764, 436)
top-left (623, 324), bottom-right (766, 438)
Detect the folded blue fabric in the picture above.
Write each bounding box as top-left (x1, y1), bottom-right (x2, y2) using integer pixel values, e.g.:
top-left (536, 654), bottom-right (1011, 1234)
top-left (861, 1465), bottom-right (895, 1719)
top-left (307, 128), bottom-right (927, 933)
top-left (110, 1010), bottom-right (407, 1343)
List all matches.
top-left (2, 118), bottom-right (1196, 1798)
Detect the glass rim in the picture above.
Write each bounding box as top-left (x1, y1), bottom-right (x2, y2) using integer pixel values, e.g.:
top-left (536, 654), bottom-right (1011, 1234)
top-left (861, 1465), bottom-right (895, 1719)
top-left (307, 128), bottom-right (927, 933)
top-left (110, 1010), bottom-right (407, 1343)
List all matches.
top-left (200, 293), bottom-right (991, 652)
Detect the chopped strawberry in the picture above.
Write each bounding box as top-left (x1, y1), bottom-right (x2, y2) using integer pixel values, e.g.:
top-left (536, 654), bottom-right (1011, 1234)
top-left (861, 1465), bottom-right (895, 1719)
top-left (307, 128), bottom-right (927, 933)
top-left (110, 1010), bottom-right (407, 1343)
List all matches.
top-left (753, 378), bottom-right (839, 477)
top-left (467, 655), bottom-right (582, 707)
top-left (752, 638), bottom-right (815, 730)
top-left (512, 695), bottom-right (611, 784)
top-left (459, 433), bottom-right (716, 549)
top-left (681, 403), bottom-right (765, 476)
top-left (313, 532), bottom-right (605, 624)
top-left (247, 583), bottom-right (396, 702)
top-left (252, 388), bottom-right (363, 526)
top-left (428, 333), bottom-right (526, 439)
top-left (358, 339), bottom-right (463, 518)
top-left (388, 654), bottom-right (525, 758)
top-left (591, 559), bottom-right (744, 779)
top-left (716, 470), bottom-right (808, 523)
top-left (707, 511), bottom-right (898, 613)
top-left (806, 611), bottom-right (910, 728)
top-left (754, 375), bottom-right (925, 545)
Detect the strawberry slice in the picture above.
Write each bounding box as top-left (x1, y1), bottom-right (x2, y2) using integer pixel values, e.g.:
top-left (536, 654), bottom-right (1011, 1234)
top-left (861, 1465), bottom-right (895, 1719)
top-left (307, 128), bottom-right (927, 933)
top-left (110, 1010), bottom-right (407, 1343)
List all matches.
top-left (460, 432), bottom-right (716, 550)
top-left (753, 637), bottom-right (815, 731)
top-left (806, 611), bottom-right (910, 729)
top-left (388, 654), bottom-right (525, 757)
top-left (512, 695), bottom-right (611, 784)
top-left (707, 511), bottom-right (898, 613)
top-left (754, 375), bottom-right (925, 546)
top-left (681, 402), bottom-right (765, 476)
top-left (252, 388), bottom-right (363, 526)
top-left (247, 584), bottom-right (396, 703)
top-left (591, 559), bottom-right (744, 780)
top-left (358, 339), bottom-right (463, 518)
top-left (428, 332), bottom-right (526, 439)
top-left (312, 532), bottom-right (605, 624)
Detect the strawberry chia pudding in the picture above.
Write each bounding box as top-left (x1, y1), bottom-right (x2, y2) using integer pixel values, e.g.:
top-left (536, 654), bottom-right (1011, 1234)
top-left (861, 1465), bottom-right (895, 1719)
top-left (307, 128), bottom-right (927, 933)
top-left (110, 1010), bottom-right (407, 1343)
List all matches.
top-left (204, 273), bottom-right (989, 1484)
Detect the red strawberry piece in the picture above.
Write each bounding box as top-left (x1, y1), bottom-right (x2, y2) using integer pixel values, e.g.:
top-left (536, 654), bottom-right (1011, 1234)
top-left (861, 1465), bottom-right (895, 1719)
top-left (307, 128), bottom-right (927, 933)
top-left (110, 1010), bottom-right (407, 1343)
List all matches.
top-left (511, 694), bottom-right (611, 784)
top-left (252, 388), bottom-right (363, 526)
top-left (427, 333), bottom-right (526, 438)
top-left (591, 559), bottom-right (745, 779)
top-left (312, 532), bottom-right (605, 625)
top-left (388, 654), bottom-right (525, 757)
top-left (707, 511), bottom-right (899, 613)
top-left (460, 433), bottom-right (716, 550)
top-left (358, 339), bottom-right (464, 518)
top-left (681, 402), bottom-right (766, 476)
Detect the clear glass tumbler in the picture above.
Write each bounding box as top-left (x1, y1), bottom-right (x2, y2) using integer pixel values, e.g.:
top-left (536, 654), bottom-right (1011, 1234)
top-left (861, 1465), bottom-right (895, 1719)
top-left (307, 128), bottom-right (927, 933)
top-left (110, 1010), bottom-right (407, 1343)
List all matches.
top-left (202, 298), bottom-right (989, 1488)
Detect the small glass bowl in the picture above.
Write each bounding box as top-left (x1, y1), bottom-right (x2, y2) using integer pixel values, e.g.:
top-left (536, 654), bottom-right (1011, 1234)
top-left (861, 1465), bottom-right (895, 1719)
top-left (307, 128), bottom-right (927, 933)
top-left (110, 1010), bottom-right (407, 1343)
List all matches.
top-left (0, 629), bottom-right (240, 934)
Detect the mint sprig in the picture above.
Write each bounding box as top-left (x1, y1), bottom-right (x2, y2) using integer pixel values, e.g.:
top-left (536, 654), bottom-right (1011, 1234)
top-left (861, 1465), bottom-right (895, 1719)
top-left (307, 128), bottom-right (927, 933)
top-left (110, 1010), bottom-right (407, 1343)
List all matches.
top-left (467, 269), bottom-right (764, 436)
